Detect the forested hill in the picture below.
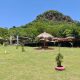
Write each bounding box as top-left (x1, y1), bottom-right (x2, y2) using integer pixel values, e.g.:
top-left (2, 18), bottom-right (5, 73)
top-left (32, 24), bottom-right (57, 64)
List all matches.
top-left (36, 10), bottom-right (73, 22)
top-left (0, 10), bottom-right (80, 41)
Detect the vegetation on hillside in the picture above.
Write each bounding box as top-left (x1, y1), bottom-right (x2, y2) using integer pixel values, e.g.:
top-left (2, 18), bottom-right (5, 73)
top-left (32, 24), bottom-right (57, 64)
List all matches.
top-left (0, 10), bottom-right (80, 42)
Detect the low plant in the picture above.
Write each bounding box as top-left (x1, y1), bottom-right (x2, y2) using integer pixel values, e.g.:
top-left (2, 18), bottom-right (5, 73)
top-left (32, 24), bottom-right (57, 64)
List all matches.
top-left (21, 45), bottom-right (25, 52)
top-left (56, 53), bottom-right (63, 67)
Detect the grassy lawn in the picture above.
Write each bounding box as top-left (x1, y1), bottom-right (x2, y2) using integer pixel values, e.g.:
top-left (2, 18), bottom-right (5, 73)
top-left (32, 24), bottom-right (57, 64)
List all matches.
top-left (0, 45), bottom-right (80, 80)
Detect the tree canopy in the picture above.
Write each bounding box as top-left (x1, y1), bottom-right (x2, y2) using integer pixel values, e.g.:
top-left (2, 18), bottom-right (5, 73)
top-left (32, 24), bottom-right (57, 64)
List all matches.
top-left (0, 10), bottom-right (80, 42)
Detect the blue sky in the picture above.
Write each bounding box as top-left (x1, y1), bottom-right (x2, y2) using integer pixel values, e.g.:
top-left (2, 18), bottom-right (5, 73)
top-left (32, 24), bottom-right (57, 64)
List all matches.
top-left (0, 0), bottom-right (80, 28)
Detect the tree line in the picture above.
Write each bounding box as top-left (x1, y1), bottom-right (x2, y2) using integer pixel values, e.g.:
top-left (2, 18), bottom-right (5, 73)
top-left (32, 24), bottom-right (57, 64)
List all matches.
top-left (0, 10), bottom-right (80, 43)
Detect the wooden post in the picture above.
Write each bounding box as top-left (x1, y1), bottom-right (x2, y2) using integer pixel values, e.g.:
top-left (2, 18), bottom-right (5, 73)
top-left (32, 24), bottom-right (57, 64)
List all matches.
top-left (44, 41), bottom-right (46, 48)
top-left (17, 35), bottom-right (19, 45)
top-left (58, 43), bottom-right (61, 53)
top-left (10, 36), bottom-right (12, 45)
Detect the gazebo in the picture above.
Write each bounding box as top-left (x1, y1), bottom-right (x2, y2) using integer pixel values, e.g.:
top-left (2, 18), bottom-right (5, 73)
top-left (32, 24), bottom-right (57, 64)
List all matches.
top-left (37, 32), bottom-right (53, 48)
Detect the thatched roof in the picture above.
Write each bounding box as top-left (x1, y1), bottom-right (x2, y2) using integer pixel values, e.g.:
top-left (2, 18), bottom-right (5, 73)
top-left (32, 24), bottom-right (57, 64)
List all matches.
top-left (66, 36), bottom-right (75, 39)
top-left (52, 37), bottom-right (76, 42)
top-left (37, 32), bottom-right (53, 39)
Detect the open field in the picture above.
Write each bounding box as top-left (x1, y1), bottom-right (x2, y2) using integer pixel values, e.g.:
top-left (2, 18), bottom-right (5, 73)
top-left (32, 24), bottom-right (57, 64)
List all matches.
top-left (0, 46), bottom-right (80, 80)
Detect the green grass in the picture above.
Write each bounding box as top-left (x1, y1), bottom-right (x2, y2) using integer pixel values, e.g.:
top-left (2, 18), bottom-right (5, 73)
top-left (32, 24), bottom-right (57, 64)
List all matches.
top-left (0, 45), bottom-right (80, 80)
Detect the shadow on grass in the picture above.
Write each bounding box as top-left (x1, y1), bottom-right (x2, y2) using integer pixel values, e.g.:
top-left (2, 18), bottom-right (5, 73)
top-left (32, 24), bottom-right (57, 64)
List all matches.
top-left (35, 47), bottom-right (54, 50)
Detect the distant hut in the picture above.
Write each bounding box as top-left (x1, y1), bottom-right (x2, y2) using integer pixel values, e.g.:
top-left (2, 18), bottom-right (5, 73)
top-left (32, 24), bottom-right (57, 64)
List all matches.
top-left (19, 36), bottom-right (30, 45)
top-left (66, 36), bottom-right (75, 41)
top-left (37, 32), bottom-right (53, 48)
top-left (66, 36), bottom-right (75, 47)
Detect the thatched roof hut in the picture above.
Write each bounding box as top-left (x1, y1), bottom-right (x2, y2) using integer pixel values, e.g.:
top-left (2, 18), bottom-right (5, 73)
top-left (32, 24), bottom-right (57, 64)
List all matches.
top-left (66, 36), bottom-right (75, 39)
top-left (37, 32), bottom-right (53, 40)
top-left (37, 32), bottom-right (53, 48)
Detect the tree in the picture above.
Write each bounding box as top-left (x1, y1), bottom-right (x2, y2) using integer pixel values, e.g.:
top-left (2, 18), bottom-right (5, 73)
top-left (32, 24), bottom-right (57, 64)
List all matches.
top-left (56, 53), bottom-right (63, 67)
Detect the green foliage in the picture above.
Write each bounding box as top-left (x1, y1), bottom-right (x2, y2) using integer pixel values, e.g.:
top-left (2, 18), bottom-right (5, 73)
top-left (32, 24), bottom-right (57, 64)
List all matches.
top-left (16, 45), bottom-right (19, 49)
top-left (0, 28), bottom-right (9, 39)
top-left (36, 10), bottom-right (73, 22)
top-left (0, 10), bottom-right (80, 42)
top-left (56, 53), bottom-right (63, 67)
top-left (21, 45), bottom-right (25, 52)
